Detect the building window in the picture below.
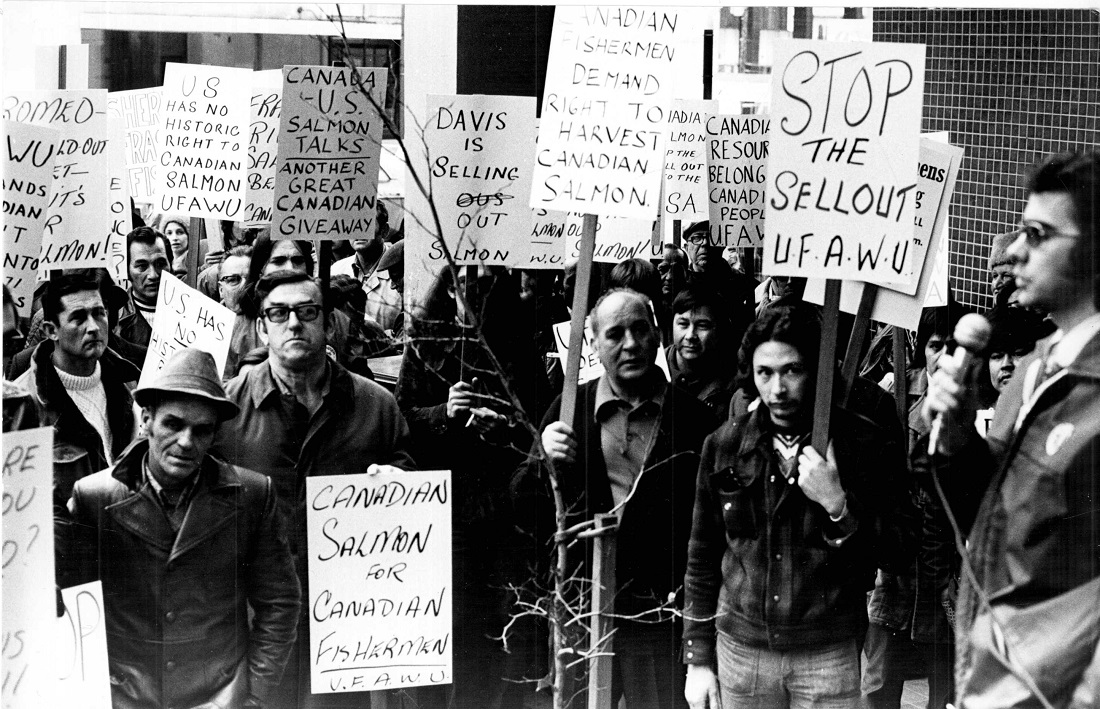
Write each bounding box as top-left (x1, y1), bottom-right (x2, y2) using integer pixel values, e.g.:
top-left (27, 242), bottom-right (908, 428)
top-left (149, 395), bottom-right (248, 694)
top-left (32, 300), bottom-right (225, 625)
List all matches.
top-left (328, 38), bottom-right (402, 139)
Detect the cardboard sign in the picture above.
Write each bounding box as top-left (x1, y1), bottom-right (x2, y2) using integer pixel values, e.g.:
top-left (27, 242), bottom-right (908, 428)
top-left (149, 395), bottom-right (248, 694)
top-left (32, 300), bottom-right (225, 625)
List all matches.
top-left (563, 213), bottom-right (661, 264)
top-left (923, 220), bottom-right (949, 308)
top-left (531, 7), bottom-right (690, 219)
top-left (804, 140), bottom-right (964, 330)
top-left (271, 66), bottom-right (387, 240)
top-left (140, 272), bottom-right (235, 386)
top-left (553, 318), bottom-right (604, 384)
top-left (55, 582), bottom-right (110, 709)
top-left (105, 111), bottom-right (133, 292)
top-left (662, 99), bottom-right (716, 221)
top-left (2, 426), bottom-right (56, 709)
top-left (895, 138), bottom-right (958, 294)
top-left (106, 88), bottom-right (161, 203)
top-left (157, 63), bottom-right (251, 220)
top-left (2, 121), bottom-right (57, 312)
top-left (3, 89), bottom-right (111, 269)
top-left (424, 94), bottom-right (536, 267)
top-left (705, 114), bottom-right (769, 247)
top-left (764, 40), bottom-right (926, 286)
top-left (244, 70), bottom-right (282, 227)
top-left (306, 470), bottom-right (453, 693)
top-left (553, 317), bottom-right (670, 384)
top-left (526, 209), bottom-right (571, 269)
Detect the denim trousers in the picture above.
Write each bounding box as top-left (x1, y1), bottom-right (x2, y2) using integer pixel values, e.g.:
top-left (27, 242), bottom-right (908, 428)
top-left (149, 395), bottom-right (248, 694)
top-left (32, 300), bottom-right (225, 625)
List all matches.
top-left (717, 631), bottom-right (862, 709)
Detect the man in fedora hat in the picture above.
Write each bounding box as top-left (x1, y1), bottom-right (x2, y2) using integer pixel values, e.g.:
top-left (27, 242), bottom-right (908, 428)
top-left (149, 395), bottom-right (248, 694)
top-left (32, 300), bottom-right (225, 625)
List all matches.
top-left (59, 347), bottom-right (301, 709)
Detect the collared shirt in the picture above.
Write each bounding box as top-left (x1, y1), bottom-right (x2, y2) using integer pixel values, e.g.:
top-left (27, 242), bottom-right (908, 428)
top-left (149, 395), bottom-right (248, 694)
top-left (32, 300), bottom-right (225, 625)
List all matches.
top-left (594, 373), bottom-right (665, 508)
top-left (143, 454), bottom-right (201, 533)
top-left (1018, 312), bottom-right (1100, 427)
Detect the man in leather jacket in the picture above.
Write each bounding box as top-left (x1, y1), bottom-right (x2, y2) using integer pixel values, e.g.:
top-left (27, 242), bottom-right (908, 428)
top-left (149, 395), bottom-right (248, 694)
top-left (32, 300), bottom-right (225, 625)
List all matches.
top-left (59, 348), bottom-right (300, 709)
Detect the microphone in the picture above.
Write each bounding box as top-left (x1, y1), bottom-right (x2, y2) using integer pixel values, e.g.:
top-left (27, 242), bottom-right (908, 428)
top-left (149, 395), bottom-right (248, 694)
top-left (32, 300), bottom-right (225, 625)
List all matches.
top-left (928, 313), bottom-right (992, 455)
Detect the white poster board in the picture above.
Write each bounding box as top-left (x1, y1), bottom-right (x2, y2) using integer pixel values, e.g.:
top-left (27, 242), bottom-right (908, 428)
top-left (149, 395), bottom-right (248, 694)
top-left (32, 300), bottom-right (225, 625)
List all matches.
top-left (662, 99), bottom-right (716, 221)
top-left (564, 213), bottom-right (661, 264)
top-left (306, 470), bottom-right (452, 693)
top-left (55, 582), bottom-right (111, 709)
top-left (804, 139), bottom-right (964, 330)
top-left (140, 272), bottom-right (235, 386)
top-left (105, 110), bottom-right (133, 291)
top-left (157, 63), bottom-right (251, 220)
top-left (271, 66), bottom-right (387, 240)
top-left (244, 70), bottom-right (282, 227)
top-left (763, 40), bottom-right (926, 286)
top-left (2, 121), bottom-right (57, 312)
top-left (424, 94), bottom-right (536, 267)
top-left (2, 426), bottom-right (56, 709)
top-left (106, 88), bottom-right (161, 203)
top-left (531, 7), bottom-right (691, 220)
top-left (705, 114), bottom-right (769, 247)
top-left (3, 89), bottom-right (110, 269)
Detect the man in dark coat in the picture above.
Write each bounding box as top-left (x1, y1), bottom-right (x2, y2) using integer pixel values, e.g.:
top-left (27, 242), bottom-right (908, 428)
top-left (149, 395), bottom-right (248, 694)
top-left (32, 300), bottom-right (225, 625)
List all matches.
top-left (59, 348), bottom-right (301, 709)
top-left (515, 288), bottom-right (720, 709)
top-left (10, 275), bottom-right (139, 507)
top-left (924, 150), bottom-right (1100, 706)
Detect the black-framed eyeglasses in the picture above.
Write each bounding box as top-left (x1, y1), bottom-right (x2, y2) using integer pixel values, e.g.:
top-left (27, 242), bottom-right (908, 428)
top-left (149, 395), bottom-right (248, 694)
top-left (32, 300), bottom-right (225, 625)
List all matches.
top-left (1019, 223), bottom-right (1080, 247)
top-left (218, 274), bottom-right (244, 285)
top-left (262, 304), bottom-right (322, 323)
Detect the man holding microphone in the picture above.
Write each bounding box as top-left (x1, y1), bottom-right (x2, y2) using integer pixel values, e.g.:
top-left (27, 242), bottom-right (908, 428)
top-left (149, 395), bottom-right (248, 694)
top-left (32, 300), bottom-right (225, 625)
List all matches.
top-left (923, 150), bottom-right (1099, 707)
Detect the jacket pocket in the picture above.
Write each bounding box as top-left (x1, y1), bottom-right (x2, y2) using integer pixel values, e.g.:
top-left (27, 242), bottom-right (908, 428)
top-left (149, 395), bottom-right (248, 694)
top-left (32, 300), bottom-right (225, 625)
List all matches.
top-left (711, 467), bottom-right (759, 539)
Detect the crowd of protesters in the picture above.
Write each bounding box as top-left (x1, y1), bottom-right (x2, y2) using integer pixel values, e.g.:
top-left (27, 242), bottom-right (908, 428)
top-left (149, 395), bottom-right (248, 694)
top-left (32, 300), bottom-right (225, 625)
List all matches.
top-left (2, 149), bottom-right (1097, 709)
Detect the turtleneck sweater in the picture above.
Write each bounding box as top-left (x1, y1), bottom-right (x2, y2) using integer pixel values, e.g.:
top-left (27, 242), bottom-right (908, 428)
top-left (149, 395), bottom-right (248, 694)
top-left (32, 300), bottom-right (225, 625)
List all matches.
top-left (55, 361), bottom-right (113, 461)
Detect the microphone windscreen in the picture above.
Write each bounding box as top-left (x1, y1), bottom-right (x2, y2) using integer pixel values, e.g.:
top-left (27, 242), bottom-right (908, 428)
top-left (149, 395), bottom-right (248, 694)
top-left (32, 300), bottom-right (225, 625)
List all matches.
top-left (954, 313), bottom-right (992, 352)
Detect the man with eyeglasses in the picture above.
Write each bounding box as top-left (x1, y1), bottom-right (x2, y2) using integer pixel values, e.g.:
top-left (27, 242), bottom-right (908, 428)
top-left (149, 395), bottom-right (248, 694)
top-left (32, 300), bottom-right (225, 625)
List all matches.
top-left (923, 150), bottom-right (1100, 706)
top-left (216, 245), bottom-right (253, 313)
top-left (11, 275), bottom-right (140, 507)
top-left (212, 269), bottom-right (415, 709)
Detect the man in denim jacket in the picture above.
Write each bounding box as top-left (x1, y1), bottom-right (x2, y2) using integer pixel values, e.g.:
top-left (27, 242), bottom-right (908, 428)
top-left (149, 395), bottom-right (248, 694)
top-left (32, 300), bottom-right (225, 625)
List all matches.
top-left (683, 304), bottom-right (913, 709)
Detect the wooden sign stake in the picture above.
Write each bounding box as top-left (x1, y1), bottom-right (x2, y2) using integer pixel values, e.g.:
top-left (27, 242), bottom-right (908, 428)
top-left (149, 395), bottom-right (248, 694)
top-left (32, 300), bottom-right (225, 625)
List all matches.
top-left (587, 513), bottom-right (617, 709)
top-left (892, 326), bottom-right (908, 425)
top-left (839, 284), bottom-right (878, 407)
top-left (812, 279), bottom-right (842, 454)
top-left (560, 214), bottom-right (598, 431)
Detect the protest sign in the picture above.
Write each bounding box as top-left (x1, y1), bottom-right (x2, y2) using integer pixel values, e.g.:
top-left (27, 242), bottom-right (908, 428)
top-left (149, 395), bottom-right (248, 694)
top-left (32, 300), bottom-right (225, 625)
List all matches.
top-left (553, 319), bottom-right (604, 384)
top-left (923, 222), bottom-right (949, 308)
top-left (706, 114), bottom-right (769, 247)
top-left (157, 63), bottom-right (250, 220)
top-left (424, 94), bottom-right (536, 267)
top-left (244, 70), bottom-right (282, 227)
top-left (2, 121), bottom-right (57, 312)
top-left (662, 99), bottom-right (716, 221)
top-left (565, 213), bottom-right (661, 264)
top-left (306, 470), bottom-right (452, 693)
top-left (271, 66), bottom-right (387, 241)
top-left (3, 89), bottom-right (110, 269)
top-left (805, 139), bottom-right (963, 330)
top-left (893, 138), bottom-right (959, 294)
top-left (763, 40), bottom-right (926, 286)
top-left (532, 7), bottom-right (690, 220)
top-left (526, 209), bottom-right (571, 269)
top-left (106, 88), bottom-right (161, 203)
top-left (140, 272), bottom-right (235, 386)
top-left (2, 426), bottom-right (56, 709)
top-left (105, 110), bottom-right (133, 291)
top-left (55, 582), bottom-right (110, 709)
top-left (553, 317), bottom-right (670, 384)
